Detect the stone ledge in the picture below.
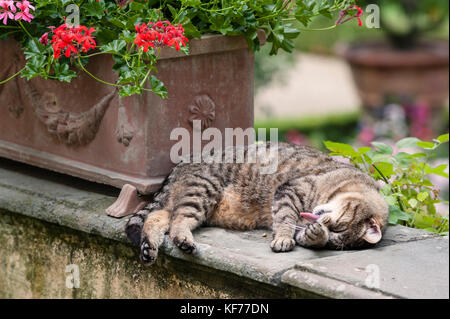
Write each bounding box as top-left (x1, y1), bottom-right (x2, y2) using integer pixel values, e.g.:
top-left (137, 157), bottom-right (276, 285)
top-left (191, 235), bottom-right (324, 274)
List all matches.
top-left (0, 159), bottom-right (446, 298)
top-left (285, 236), bottom-right (449, 299)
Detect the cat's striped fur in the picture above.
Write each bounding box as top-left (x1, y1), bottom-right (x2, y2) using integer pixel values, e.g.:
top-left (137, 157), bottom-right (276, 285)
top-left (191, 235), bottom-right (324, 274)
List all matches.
top-left (125, 142), bottom-right (389, 265)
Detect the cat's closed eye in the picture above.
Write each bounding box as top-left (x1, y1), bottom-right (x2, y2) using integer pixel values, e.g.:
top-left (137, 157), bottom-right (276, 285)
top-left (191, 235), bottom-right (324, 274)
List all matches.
top-left (331, 225), bottom-right (347, 233)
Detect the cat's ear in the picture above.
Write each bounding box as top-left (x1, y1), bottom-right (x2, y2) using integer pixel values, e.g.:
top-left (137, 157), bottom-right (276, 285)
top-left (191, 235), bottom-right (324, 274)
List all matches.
top-left (363, 218), bottom-right (382, 244)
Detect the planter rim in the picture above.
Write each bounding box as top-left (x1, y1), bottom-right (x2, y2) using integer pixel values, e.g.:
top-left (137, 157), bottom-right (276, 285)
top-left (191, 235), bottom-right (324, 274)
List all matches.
top-left (0, 31), bottom-right (266, 61)
top-left (0, 140), bottom-right (166, 194)
top-left (336, 39), bottom-right (449, 68)
top-left (158, 31), bottom-right (266, 60)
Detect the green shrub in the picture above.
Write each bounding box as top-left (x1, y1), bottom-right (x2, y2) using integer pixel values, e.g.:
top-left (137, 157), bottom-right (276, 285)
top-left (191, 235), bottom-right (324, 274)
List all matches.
top-left (324, 134), bottom-right (449, 235)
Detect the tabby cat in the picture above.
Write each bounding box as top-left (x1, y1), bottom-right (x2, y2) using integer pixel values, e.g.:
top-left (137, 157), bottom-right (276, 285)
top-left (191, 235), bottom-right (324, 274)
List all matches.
top-left (125, 142), bottom-right (389, 265)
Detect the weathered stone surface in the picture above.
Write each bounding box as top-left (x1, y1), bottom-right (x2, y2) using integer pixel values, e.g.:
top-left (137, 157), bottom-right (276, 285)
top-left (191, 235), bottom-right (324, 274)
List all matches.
top-left (380, 225), bottom-right (438, 245)
top-left (0, 159), bottom-right (447, 299)
top-left (281, 269), bottom-right (393, 299)
top-left (287, 237), bottom-right (449, 299)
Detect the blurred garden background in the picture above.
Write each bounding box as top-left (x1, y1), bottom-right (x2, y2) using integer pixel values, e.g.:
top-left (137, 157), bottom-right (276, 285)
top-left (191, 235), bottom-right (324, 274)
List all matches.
top-left (254, 0), bottom-right (449, 230)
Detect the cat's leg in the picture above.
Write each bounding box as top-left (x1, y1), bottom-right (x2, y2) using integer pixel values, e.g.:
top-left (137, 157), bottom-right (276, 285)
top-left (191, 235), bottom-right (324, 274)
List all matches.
top-left (140, 209), bottom-right (171, 265)
top-left (295, 222), bottom-right (329, 248)
top-left (169, 196), bottom-right (211, 254)
top-left (125, 200), bottom-right (161, 246)
top-left (270, 186), bottom-right (301, 253)
top-left (169, 178), bottom-right (222, 254)
top-left (169, 210), bottom-right (203, 254)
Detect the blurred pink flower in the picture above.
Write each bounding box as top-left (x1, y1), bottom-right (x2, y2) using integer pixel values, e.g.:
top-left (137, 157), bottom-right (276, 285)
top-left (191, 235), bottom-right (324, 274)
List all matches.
top-left (39, 31), bottom-right (48, 45)
top-left (358, 126), bottom-right (375, 146)
top-left (285, 129), bottom-right (309, 146)
top-left (14, 0), bottom-right (35, 22)
top-left (0, 0), bottom-right (16, 25)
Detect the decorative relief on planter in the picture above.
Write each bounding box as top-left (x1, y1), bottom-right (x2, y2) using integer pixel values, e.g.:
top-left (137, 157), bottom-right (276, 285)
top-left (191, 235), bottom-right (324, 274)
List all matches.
top-left (115, 99), bottom-right (134, 147)
top-left (7, 78), bottom-right (24, 118)
top-left (24, 81), bottom-right (116, 146)
top-left (188, 94), bottom-right (216, 130)
top-left (1, 58), bottom-right (25, 119)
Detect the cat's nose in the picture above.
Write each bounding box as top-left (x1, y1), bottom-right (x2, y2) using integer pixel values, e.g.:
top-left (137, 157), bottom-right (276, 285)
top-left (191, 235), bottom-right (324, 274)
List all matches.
top-left (316, 209), bottom-right (329, 216)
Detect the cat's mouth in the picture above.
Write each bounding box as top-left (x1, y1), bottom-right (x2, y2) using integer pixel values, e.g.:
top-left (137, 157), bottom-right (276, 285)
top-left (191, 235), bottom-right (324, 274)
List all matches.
top-left (300, 213), bottom-right (320, 223)
top-left (300, 210), bottom-right (331, 223)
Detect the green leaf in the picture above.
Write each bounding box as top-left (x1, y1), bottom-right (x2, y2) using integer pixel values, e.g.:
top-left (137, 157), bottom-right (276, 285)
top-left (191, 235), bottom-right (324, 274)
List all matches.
top-left (183, 22), bottom-right (202, 39)
top-left (437, 133), bottom-right (449, 143)
top-left (149, 75), bottom-right (167, 98)
top-left (119, 85), bottom-right (141, 98)
top-left (388, 205), bottom-right (411, 225)
top-left (23, 39), bottom-right (44, 59)
top-left (422, 179), bottom-right (434, 187)
top-left (371, 153), bottom-right (392, 163)
top-left (324, 141), bottom-right (357, 156)
top-left (413, 213), bottom-right (442, 230)
top-left (417, 192), bottom-right (429, 202)
top-left (410, 153), bottom-right (428, 158)
top-left (380, 184), bottom-right (392, 196)
top-left (83, 0), bottom-right (105, 19)
top-left (425, 164), bottom-right (449, 178)
top-left (357, 147), bottom-right (372, 155)
top-left (385, 195), bottom-right (397, 206)
top-left (416, 141), bottom-right (436, 149)
top-left (53, 63), bottom-right (77, 82)
top-left (371, 142), bottom-right (393, 155)
top-left (101, 40), bottom-right (127, 54)
top-left (394, 152), bottom-right (415, 165)
top-left (396, 137), bottom-right (421, 149)
top-left (373, 162), bottom-right (395, 179)
top-left (408, 198), bottom-right (418, 208)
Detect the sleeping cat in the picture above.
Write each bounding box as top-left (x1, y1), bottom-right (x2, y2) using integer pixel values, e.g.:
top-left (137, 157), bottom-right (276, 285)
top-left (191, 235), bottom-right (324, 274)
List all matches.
top-left (125, 142), bottom-right (389, 265)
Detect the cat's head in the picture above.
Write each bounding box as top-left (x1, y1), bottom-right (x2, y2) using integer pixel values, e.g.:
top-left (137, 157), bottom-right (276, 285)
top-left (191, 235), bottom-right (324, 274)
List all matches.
top-left (301, 190), bottom-right (389, 249)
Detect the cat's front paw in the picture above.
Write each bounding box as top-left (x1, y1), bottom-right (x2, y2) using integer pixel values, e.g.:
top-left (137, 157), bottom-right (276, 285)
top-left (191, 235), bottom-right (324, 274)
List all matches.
top-left (271, 236), bottom-right (295, 252)
top-left (299, 222), bottom-right (329, 248)
top-left (140, 239), bottom-right (158, 265)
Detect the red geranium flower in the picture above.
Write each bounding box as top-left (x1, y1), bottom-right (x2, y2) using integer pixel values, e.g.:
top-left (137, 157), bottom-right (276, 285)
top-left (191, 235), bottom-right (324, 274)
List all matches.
top-left (134, 20), bottom-right (188, 52)
top-left (46, 23), bottom-right (96, 59)
top-left (336, 4), bottom-right (364, 26)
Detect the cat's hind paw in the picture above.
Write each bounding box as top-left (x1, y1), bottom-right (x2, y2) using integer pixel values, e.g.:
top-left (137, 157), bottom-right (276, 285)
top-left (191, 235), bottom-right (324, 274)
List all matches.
top-left (171, 235), bottom-right (197, 254)
top-left (140, 239), bottom-right (158, 265)
top-left (270, 236), bottom-right (295, 252)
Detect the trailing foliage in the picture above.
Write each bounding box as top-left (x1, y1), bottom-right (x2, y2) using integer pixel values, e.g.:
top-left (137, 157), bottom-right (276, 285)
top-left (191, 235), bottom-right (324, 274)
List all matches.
top-left (0, 0), bottom-right (358, 97)
top-left (324, 133), bottom-right (449, 235)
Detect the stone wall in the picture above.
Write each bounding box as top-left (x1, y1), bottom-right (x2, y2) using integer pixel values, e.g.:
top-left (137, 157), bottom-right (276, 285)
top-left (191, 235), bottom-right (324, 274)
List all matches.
top-left (0, 159), bottom-right (448, 299)
top-left (0, 211), bottom-right (293, 299)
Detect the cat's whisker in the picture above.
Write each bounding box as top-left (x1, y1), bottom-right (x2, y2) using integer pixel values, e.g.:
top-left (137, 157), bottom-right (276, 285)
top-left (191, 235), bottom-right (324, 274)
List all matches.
top-left (276, 219), bottom-right (307, 231)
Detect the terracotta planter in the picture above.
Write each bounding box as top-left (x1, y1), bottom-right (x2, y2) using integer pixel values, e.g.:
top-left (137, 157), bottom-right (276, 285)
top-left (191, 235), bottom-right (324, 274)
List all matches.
top-left (338, 40), bottom-right (449, 108)
top-left (0, 35), bottom-right (258, 195)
